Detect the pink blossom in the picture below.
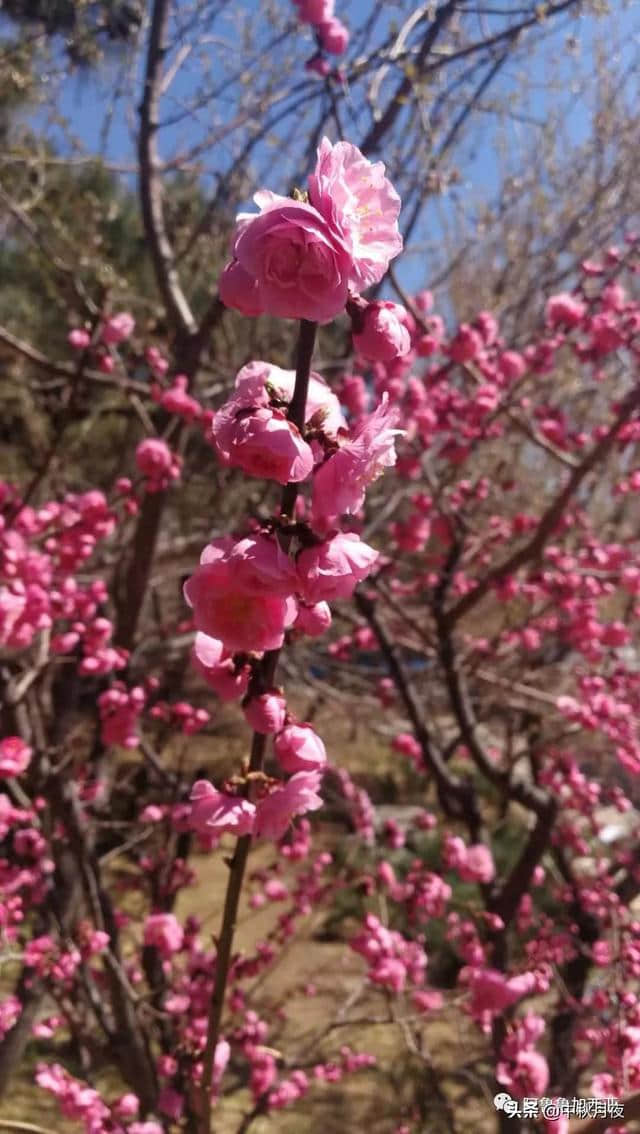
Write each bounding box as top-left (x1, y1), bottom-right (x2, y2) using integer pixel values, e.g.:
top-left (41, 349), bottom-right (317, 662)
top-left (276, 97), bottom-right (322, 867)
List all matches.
top-left (339, 373), bottom-right (368, 416)
top-left (442, 834), bottom-right (468, 871)
top-left (459, 844), bottom-right (495, 884)
top-left (274, 723), bottom-right (327, 772)
top-left (189, 780), bottom-right (256, 837)
top-left (114, 1094), bottom-right (139, 1118)
top-left (318, 17), bottom-right (349, 54)
top-left (145, 346), bottom-right (168, 375)
top-left (101, 312), bottom-right (135, 345)
top-left (243, 692), bottom-right (287, 734)
top-left (192, 631), bottom-right (224, 669)
top-left (98, 352), bottom-right (114, 373)
top-left (143, 913), bottom-right (184, 957)
top-left (297, 0), bottom-right (334, 22)
top-left (352, 300), bottom-right (411, 361)
top-left (448, 323), bottom-right (483, 363)
top-left (305, 54), bottom-right (331, 78)
top-left (232, 361), bottom-right (346, 436)
top-left (309, 138), bottom-right (402, 290)
top-left (212, 405), bottom-right (314, 484)
top-left (392, 732), bottom-right (422, 762)
top-left (158, 1088), bottom-right (183, 1120)
top-left (311, 396), bottom-right (401, 525)
top-left (157, 375), bottom-right (202, 422)
top-left (68, 328), bottom-right (90, 350)
top-left (0, 588), bottom-right (26, 645)
top-left (98, 685), bottom-right (145, 748)
top-left (225, 533), bottom-right (298, 596)
top-left (184, 536), bottom-right (297, 653)
top-left (297, 532), bottom-right (378, 602)
top-left (0, 736), bottom-right (32, 778)
top-left (293, 601), bottom-right (332, 636)
top-left (0, 996), bottom-right (20, 1039)
top-left (219, 259), bottom-right (265, 316)
top-left (414, 289), bottom-right (433, 313)
top-left (135, 438), bottom-right (181, 492)
top-left (413, 989), bottom-right (444, 1014)
top-left (498, 350), bottom-right (526, 381)
top-left (254, 771), bottom-right (323, 839)
top-left (467, 968), bottom-right (536, 1021)
top-left (196, 654), bottom-right (251, 701)
top-left (498, 1049), bottom-right (549, 1099)
top-left (226, 191), bottom-right (353, 323)
top-left (474, 310), bottom-right (499, 345)
top-left (545, 292), bottom-right (586, 328)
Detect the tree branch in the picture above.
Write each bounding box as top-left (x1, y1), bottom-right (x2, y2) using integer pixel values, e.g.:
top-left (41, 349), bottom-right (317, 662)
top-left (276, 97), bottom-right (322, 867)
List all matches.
top-left (197, 320), bottom-right (317, 1134)
top-left (138, 0), bottom-right (196, 336)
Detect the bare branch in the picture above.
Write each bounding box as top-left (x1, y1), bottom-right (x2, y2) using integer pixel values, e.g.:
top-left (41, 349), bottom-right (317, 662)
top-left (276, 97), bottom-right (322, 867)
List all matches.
top-left (138, 0), bottom-right (197, 336)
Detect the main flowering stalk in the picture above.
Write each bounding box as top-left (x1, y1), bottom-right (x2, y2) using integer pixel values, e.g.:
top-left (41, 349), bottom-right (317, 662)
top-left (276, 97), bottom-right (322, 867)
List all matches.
top-left (197, 320), bottom-right (317, 1133)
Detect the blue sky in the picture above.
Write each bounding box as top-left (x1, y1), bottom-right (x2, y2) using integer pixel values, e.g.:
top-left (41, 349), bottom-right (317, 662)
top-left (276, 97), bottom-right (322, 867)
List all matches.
top-left (11, 1), bottom-right (640, 293)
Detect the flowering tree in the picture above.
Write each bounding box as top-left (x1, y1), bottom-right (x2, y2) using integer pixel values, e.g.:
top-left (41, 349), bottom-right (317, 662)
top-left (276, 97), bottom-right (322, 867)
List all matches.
top-left (2, 122), bottom-right (640, 1134)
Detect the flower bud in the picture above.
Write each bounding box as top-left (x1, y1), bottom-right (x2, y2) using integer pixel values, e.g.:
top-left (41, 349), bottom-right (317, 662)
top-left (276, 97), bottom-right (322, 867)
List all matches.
top-left (317, 17), bottom-right (349, 54)
top-left (274, 723), bottom-right (327, 772)
top-left (243, 691), bottom-right (287, 734)
top-left (351, 300), bottom-right (411, 362)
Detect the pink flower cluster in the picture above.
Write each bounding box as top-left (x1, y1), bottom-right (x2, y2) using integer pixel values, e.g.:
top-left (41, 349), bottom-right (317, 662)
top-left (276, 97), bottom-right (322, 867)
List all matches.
top-left (0, 736), bottom-right (32, 778)
top-left (219, 137), bottom-right (402, 324)
top-left (293, 0), bottom-right (349, 72)
top-left (68, 311), bottom-right (135, 374)
top-left (135, 438), bottom-right (182, 494)
top-left (98, 684), bottom-right (146, 748)
top-left (351, 913), bottom-right (428, 994)
top-left (0, 485), bottom-right (128, 682)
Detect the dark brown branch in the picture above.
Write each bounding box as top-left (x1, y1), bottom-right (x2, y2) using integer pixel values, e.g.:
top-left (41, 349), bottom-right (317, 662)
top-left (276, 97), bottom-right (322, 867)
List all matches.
top-left (138, 0), bottom-right (196, 336)
top-left (359, 1), bottom-right (458, 157)
top-left (354, 588), bottom-right (481, 832)
top-left (0, 324), bottom-right (149, 394)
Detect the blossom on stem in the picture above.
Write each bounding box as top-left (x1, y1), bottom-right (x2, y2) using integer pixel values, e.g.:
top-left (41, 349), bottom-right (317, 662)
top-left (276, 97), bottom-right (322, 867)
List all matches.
top-left (243, 692), bottom-right (287, 734)
top-left (189, 780), bottom-right (256, 837)
top-left (351, 299), bottom-right (411, 362)
top-left (317, 17), bottom-right (349, 54)
top-left (233, 360), bottom-right (345, 435)
top-left (143, 914), bottom-right (184, 957)
top-left (297, 532), bottom-right (379, 602)
top-left (293, 601), bottom-right (332, 636)
top-left (311, 395), bottom-right (402, 525)
top-left (254, 771), bottom-right (323, 839)
top-left (184, 536), bottom-right (297, 653)
top-left (212, 405), bottom-right (314, 485)
top-left (0, 736), bottom-right (32, 778)
top-left (296, 0), bottom-right (334, 22)
top-left (101, 312), bottom-right (135, 345)
top-left (309, 138), bottom-right (402, 290)
top-left (274, 723), bottom-right (327, 772)
top-left (135, 438), bottom-right (181, 493)
top-left (218, 259), bottom-right (265, 317)
top-left (222, 192), bottom-right (353, 324)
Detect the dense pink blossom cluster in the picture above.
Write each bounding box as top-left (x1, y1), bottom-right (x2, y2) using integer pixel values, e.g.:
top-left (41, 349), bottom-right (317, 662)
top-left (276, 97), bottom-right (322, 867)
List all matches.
top-left (0, 484), bottom-right (126, 672)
